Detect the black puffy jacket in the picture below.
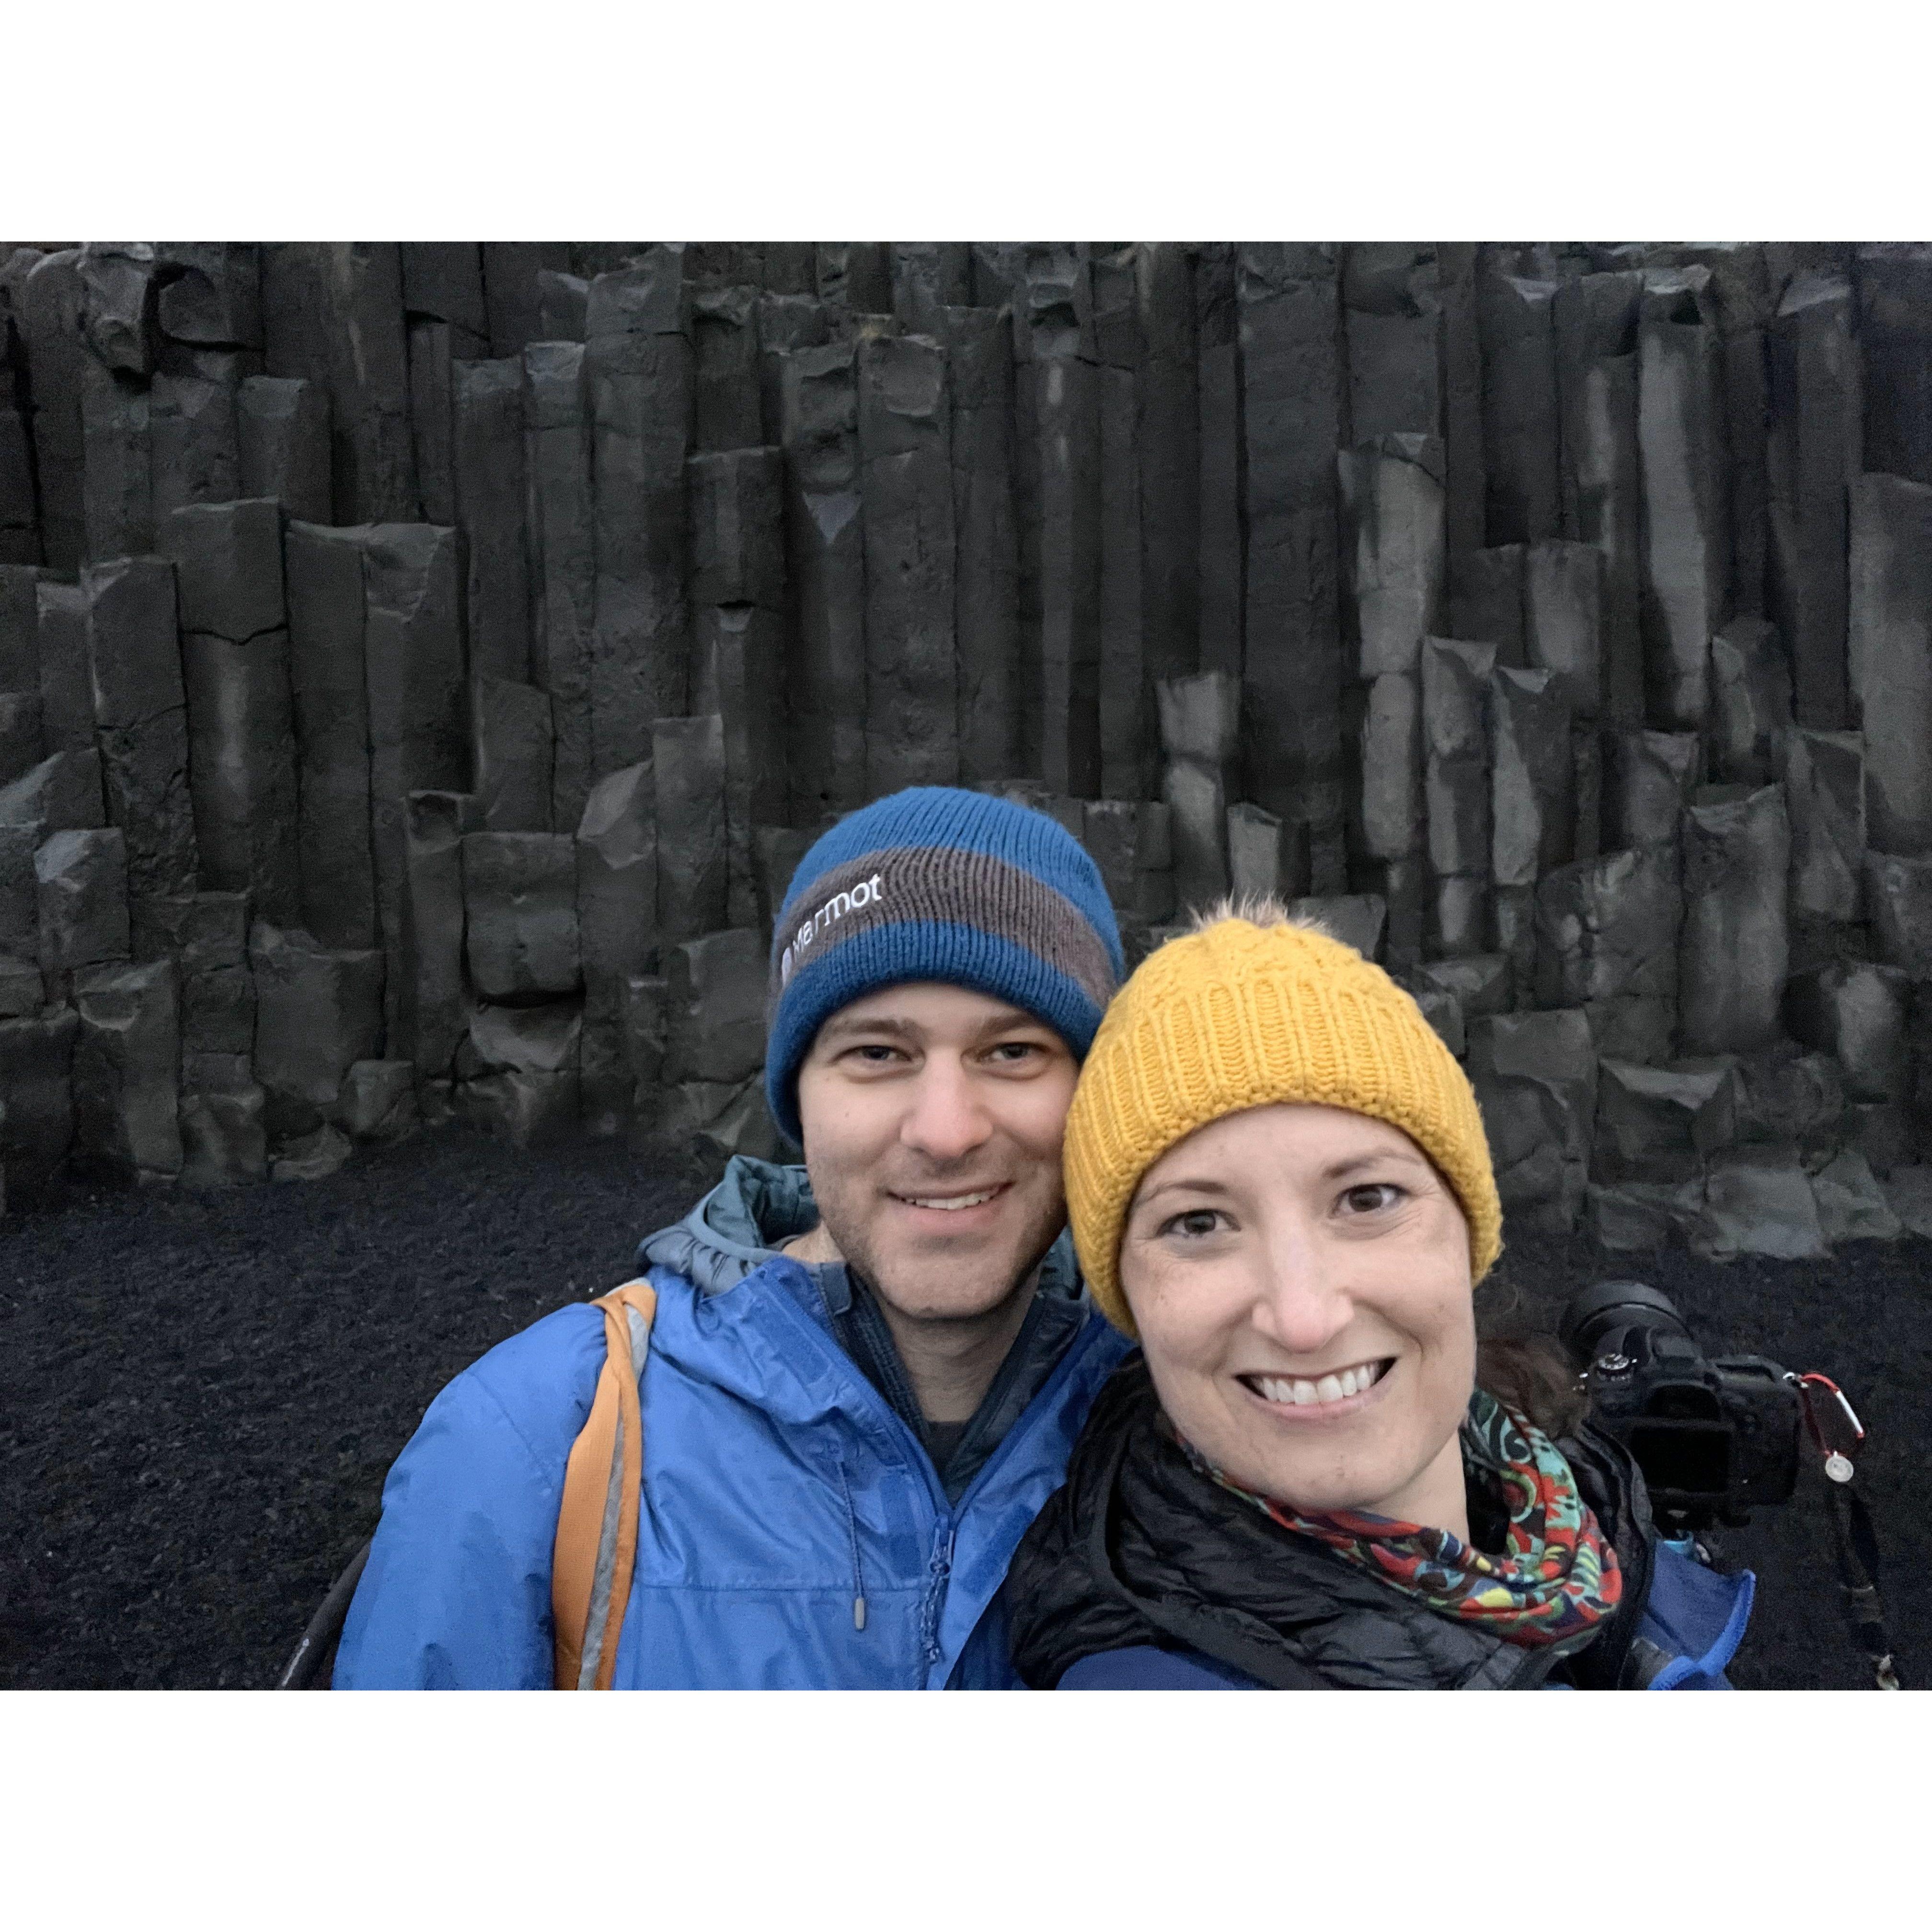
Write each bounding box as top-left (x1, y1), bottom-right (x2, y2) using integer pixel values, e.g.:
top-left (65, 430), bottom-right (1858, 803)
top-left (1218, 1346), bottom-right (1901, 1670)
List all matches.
top-left (1006, 1355), bottom-right (1678, 1691)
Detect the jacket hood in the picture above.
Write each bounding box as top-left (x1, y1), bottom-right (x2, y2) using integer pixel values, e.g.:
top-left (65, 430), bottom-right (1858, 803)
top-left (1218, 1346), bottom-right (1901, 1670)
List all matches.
top-left (636, 1157), bottom-right (822, 1296)
top-left (635, 1153), bottom-right (1086, 1306)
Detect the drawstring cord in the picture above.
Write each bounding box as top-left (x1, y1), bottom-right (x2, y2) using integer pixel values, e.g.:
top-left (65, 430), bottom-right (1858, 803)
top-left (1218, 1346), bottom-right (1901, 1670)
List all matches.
top-left (834, 1451), bottom-right (869, 1632)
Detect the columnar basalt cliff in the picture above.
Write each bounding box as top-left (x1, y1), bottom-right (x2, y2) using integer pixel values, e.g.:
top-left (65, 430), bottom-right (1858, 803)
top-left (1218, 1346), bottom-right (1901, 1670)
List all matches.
top-left (4, 239), bottom-right (1932, 1257)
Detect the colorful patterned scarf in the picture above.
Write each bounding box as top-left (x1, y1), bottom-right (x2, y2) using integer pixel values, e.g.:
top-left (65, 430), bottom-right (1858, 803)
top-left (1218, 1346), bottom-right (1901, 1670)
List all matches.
top-left (1186, 1390), bottom-right (1622, 1647)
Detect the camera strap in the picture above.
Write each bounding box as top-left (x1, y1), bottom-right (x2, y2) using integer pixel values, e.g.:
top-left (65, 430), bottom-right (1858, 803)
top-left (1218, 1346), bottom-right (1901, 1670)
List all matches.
top-left (1794, 1373), bottom-right (1902, 1691)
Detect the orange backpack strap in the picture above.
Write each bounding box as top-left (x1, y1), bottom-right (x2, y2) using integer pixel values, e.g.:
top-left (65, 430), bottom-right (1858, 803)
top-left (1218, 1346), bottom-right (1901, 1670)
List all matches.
top-left (552, 1279), bottom-right (658, 1690)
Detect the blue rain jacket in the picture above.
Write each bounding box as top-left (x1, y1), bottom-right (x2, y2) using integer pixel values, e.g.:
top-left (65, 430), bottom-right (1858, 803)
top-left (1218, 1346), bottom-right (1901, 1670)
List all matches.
top-left (334, 1158), bottom-right (1132, 1689)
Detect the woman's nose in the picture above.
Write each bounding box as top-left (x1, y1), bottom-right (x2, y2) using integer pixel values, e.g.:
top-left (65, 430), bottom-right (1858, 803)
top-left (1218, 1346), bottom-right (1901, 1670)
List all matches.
top-left (1248, 1231), bottom-right (1355, 1357)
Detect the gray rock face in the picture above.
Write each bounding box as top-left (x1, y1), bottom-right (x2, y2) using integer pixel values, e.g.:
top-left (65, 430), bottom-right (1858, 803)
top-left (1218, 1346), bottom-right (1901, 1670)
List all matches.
top-left (35, 581), bottom-right (93, 758)
top-left (1022, 250), bottom-right (1101, 799)
top-left (1448, 546), bottom-right (1525, 664)
top-left (19, 252), bottom-right (87, 572)
top-left (575, 760), bottom-right (657, 1136)
top-left (1357, 671), bottom-right (1423, 861)
top-left (757, 293), bottom-right (831, 443)
top-left (451, 357), bottom-right (533, 685)
top-left (654, 713), bottom-right (727, 946)
top-left (0, 1006), bottom-right (78, 1196)
top-left (237, 376), bottom-right (331, 522)
top-left (82, 556), bottom-right (198, 907)
top-left (1414, 950), bottom-right (1512, 1018)
top-left (1848, 471), bottom-right (1932, 855)
top-left (0, 955), bottom-right (38, 1017)
top-left (402, 243), bottom-right (488, 352)
top-left (1288, 893), bottom-right (1386, 962)
top-left (1785, 961), bottom-right (1911, 1102)
top-left (1730, 1041), bottom-right (1845, 1161)
top-left (1782, 728), bottom-right (1865, 923)
top-left (688, 446), bottom-right (784, 611)
top-left (1636, 271), bottom-right (1729, 729)
top-left (0, 827), bottom-right (36, 960)
top-left (399, 789), bottom-right (476, 1077)
top-left (1604, 728), bottom-right (1700, 852)
top-left (1679, 783), bottom-right (1790, 1054)
top-left (461, 1000), bottom-right (583, 1148)
top-left (938, 305), bottom-right (1021, 789)
top-left (1592, 1056), bottom-right (1738, 1183)
top-left (1420, 638), bottom-right (1494, 932)
top-left (408, 318), bottom-right (456, 524)
top-left (149, 369), bottom-right (242, 523)
top-left (522, 341), bottom-right (596, 833)
top-left (1535, 845), bottom-right (1681, 1062)
top-left (0, 750), bottom-right (105, 849)
top-left (1490, 665), bottom-right (1573, 888)
top-left (1238, 246), bottom-right (1344, 882)
top-left (1225, 802), bottom-right (1299, 904)
top-left (0, 692), bottom-right (43, 784)
top-left (35, 828), bottom-right (130, 977)
top-left (1082, 799), bottom-right (1175, 923)
top-left (1096, 345), bottom-right (1145, 803)
top-left (462, 832), bottom-right (581, 1000)
top-left (1480, 270), bottom-right (1561, 546)
top-left (178, 1052), bottom-right (269, 1185)
top-left (1466, 1008), bottom-right (1597, 1232)
top-left (1554, 272), bottom-right (1643, 726)
top-left (1696, 1144), bottom-right (1828, 1261)
top-left (271, 1121), bottom-right (353, 1181)
top-left (1524, 539), bottom-right (1603, 718)
top-left (71, 957), bottom-right (182, 1181)
top-left (1709, 616), bottom-right (1793, 785)
top-left (2, 565), bottom-right (44, 696)
top-left (80, 360), bottom-right (152, 560)
top-left (1809, 1146), bottom-right (1903, 1243)
top-left (537, 270), bottom-right (590, 344)
top-left (1158, 669), bottom-right (1240, 912)
top-left (163, 500), bottom-right (299, 923)
top-left (284, 521), bottom-right (378, 949)
top-left (1866, 851), bottom-right (1932, 979)
top-left (482, 245), bottom-right (572, 359)
top-left (335, 1058), bottom-right (418, 1142)
top-left (692, 606), bottom-right (785, 931)
top-left (472, 677), bottom-right (555, 834)
top-left (362, 523), bottom-right (466, 1037)
top-left (778, 340), bottom-right (867, 821)
top-left (1339, 434), bottom-right (1445, 678)
top-left (260, 243), bottom-right (416, 524)
top-left (1587, 1176), bottom-right (1706, 1251)
top-left (691, 284), bottom-right (762, 452)
top-left (250, 920), bottom-right (384, 1134)
top-left (586, 250), bottom-right (694, 769)
top-left (665, 927), bottom-right (766, 1086)
top-left (1768, 275), bottom-right (1858, 731)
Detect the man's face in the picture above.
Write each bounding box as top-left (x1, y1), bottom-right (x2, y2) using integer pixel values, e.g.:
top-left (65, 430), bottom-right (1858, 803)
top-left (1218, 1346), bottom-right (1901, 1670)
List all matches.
top-left (794, 982), bottom-right (1079, 1325)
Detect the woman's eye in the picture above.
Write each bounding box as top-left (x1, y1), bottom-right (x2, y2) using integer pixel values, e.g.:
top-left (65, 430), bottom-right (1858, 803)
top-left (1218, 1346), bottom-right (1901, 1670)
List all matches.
top-left (1160, 1208), bottom-right (1225, 1241)
top-left (1339, 1183), bottom-right (1403, 1216)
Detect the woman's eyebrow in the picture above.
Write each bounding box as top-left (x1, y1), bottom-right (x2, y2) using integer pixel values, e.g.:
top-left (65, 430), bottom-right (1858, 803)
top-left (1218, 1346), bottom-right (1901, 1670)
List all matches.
top-left (1136, 1174), bottom-right (1232, 1206)
top-left (1322, 1150), bottom-right (1428, 1183)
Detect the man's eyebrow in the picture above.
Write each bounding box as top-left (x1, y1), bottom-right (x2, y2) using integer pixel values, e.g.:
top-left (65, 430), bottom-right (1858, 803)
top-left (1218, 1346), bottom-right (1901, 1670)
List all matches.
top-left (816, 1012), bottom-right (922, 1045)
top-left (969, 1005), bottom-right (1054, 1044)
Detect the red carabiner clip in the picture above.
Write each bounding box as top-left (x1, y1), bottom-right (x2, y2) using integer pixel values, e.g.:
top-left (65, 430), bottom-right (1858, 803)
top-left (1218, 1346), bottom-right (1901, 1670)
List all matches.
top-left (1794, 1372), bottom-right (1865, 1483)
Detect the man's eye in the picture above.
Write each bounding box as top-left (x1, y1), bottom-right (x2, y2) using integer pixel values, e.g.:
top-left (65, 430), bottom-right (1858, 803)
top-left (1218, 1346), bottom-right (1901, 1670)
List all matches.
top-left (1159, 1208), bottom-right (1225, 1240)
top-left (986, 1041), bottom-right (1042, 1064)
top-left (1339, 1183), bottom-right (1403, 1215)
top-left (849, 1044), bottom-right (903, 1065)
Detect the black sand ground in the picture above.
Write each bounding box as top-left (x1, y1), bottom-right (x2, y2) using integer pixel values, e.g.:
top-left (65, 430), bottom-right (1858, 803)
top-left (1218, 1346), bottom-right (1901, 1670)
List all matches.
top-left (2, 1124), bottom-right (1924, 1690)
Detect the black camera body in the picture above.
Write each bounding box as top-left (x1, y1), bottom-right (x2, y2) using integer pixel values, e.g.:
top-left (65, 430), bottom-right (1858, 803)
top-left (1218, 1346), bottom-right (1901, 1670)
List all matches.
top-left (1561, 1281), bottom-right (1802, 1530)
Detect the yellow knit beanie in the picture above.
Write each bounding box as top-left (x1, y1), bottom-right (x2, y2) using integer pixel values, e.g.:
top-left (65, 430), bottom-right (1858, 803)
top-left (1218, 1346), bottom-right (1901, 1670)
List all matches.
top-left (1064, 910), bottom-right (1504, 1335)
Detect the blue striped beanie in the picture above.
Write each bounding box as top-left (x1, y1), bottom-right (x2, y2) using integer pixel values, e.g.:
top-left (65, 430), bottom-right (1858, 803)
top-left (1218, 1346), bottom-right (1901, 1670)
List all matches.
top-left (764, 787), bottom-right (1125, 1145)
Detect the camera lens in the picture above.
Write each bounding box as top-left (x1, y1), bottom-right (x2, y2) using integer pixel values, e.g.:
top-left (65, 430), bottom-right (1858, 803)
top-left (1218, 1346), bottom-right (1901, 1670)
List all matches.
top-left (1560, 1280), bottom-right (1692, 1365)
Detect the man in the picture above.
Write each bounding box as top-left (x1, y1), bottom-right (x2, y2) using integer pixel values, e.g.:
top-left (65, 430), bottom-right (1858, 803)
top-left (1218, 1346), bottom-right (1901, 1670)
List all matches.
top-left (333, 786), bottom-right (1133, 1687)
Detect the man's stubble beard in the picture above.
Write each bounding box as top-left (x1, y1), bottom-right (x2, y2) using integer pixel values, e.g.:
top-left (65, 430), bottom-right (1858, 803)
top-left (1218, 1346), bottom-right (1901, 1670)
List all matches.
top-left (821, 1180), bottom-right (1070, 1328)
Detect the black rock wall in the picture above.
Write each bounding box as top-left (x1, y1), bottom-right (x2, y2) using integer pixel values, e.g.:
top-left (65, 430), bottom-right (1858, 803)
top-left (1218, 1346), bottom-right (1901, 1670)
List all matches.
top-left (4, 239), bottom-right (1932, 1259)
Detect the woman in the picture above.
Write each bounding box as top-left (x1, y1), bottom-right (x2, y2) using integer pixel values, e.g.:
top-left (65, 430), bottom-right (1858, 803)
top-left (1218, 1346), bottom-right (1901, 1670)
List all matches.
top-left (1006, 903), bottom-right (1754, 1690)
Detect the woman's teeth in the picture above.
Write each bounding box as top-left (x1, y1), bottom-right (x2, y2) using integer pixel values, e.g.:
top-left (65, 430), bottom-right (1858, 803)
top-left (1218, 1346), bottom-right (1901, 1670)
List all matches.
top-left (902, 1188), bottom-right (1000, 1210)
top-left (1251, 1361), bottom-right (1386, 1408)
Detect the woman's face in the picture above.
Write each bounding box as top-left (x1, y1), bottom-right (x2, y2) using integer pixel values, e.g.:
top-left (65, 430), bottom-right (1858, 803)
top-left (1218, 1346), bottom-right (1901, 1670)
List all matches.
top-left (1119, 1103), bottom-right (1477, 1530)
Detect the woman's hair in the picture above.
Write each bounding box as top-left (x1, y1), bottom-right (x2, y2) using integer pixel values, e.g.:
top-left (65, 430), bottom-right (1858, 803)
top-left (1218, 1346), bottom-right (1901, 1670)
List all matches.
top-left (1473, 1336), bottom-right (1587, 1439)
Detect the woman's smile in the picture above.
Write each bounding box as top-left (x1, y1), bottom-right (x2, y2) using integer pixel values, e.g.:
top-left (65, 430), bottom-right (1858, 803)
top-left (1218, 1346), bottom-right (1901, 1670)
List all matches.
top-left (1237, 1355), bottom-right (1396, 1419)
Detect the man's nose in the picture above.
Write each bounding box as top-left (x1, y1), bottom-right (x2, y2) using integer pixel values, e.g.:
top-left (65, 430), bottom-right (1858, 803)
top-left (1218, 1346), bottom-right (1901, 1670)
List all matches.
top-left (1249, 1224), bottom-right (1355, 1358)
top-left (898, 1055), bottom-right (994, 1165)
